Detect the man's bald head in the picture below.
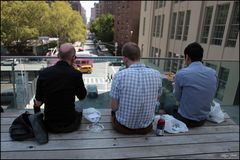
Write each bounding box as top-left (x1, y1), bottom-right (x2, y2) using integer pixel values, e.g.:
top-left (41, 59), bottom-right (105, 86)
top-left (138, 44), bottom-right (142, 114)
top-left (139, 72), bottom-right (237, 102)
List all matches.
top-left (58, 43), bottom-right (76, 60)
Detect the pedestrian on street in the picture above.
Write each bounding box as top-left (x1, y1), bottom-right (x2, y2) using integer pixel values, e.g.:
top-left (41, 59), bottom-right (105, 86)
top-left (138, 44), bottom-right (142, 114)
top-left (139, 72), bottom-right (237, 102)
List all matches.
top-left (110, 74), bottom-right (113, 81)
top-left (107, 73), bottom-right (110, 82)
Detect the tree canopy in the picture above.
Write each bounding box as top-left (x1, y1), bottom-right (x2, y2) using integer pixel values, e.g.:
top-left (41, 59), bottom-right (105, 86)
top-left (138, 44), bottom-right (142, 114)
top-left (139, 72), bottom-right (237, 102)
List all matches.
top-left (90, 14), bottom-right (114, 42)
top-left (1, 1), bottom-right (86, 46)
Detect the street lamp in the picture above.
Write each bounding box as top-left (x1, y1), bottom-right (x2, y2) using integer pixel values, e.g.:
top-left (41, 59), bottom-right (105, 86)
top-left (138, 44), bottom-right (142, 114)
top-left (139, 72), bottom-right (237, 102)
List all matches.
top-left (130, 30), bottom-right (133, 41)
top-left (114, 42), bottom-right (118, 56)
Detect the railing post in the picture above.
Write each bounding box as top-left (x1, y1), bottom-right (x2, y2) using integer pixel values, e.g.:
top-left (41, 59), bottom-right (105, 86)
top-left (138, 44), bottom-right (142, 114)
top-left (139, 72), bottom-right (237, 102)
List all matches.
top-left (11, 62), bottom-right (17, 108)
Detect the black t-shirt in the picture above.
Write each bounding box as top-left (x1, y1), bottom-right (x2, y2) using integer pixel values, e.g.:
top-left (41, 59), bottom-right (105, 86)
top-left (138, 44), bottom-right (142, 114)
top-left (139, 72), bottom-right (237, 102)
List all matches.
top-left (35, 60), bottom-right (86, 126)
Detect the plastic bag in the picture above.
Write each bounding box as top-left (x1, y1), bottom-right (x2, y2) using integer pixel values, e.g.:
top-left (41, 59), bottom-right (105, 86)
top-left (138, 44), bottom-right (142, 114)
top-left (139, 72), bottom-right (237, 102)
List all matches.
top-left (83, 108), bottom-right (101, 123)
top-left (83, 108), bottom-right (104, 132)
top-left (207, 100), bottom-right (225, 123)
top-left (153, 114), bottom-right (188, 133)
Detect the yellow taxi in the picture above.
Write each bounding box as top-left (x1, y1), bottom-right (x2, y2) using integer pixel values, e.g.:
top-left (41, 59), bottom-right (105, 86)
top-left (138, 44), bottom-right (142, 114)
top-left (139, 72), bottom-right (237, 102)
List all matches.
top-left (79, 65), bottom-right (92, 73)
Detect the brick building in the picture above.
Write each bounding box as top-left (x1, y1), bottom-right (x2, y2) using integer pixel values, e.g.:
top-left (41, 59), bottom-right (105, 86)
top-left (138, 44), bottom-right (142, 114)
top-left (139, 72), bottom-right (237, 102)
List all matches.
top-left (94, 1), bottom-right (141, 54)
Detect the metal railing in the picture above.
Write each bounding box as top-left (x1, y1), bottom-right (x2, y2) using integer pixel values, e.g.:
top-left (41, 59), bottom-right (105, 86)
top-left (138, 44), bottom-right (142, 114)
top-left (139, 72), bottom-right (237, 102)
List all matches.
top-left (1, 56), bottom-right (239, 109)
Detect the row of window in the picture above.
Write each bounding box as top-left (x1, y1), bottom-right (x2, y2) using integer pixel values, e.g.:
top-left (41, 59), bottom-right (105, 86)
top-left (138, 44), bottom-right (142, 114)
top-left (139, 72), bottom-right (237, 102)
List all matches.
top-left (144, 2), bottom-right (239, 47)
top-left (170, 10), bottom-right (191, 41)
top-left (200, 2), bottom-right (239, 47)
top-left (149, 52), bottom-right (229, 101)
top-left (144, 1), bottom-right (166, 12)
top-left (152, 14), bottom-right (165, 38)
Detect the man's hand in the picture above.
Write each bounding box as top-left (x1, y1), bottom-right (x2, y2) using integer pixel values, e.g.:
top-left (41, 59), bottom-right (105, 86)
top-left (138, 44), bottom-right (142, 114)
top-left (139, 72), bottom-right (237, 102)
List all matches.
top-left (34, 99), bottom-right (43, 107)
top-left (34, 99), bottom-right (43, 114)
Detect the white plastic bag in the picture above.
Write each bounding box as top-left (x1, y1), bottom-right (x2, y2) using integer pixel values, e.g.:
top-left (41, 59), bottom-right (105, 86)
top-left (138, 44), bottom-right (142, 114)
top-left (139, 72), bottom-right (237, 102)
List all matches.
top-left (207, 100), bottom-right (224, 123)
top-left (83, 108), bottom-right (101, 123)
top-left (153, 114), bottom-right (188, 133)
top-left (163, 114), bottom-right (189, 133)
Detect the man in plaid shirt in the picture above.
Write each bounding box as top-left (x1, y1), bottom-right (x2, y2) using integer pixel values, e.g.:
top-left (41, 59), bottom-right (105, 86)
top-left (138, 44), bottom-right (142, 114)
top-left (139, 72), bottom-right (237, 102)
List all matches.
top-left (110, 42), bottom-right (162, 134)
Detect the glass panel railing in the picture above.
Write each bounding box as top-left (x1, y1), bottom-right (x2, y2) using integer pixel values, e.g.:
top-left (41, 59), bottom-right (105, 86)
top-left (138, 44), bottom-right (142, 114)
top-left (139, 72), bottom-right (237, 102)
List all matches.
top-left (1, 56), bottom-right (239, 111)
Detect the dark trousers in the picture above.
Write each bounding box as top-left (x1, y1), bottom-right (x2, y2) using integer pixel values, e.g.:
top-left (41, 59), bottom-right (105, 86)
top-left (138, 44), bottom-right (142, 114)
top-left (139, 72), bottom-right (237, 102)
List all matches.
top-left (111, 111), bottom-right (152, 134)
top-left (163, 105), bottom-right (206, 128)
top-left (45, 111), bottom-right (82, 133)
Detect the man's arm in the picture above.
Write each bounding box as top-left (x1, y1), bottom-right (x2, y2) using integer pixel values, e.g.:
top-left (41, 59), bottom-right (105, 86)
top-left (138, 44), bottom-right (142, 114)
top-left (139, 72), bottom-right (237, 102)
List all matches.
top-left (75, 72), bottom-right (87, 100)
top-left (34, 75), bottom-right (43, 113)
top-left (111, 98), bottom-right (119, 111)
top-left (109, 73), bottom-right (120, 112)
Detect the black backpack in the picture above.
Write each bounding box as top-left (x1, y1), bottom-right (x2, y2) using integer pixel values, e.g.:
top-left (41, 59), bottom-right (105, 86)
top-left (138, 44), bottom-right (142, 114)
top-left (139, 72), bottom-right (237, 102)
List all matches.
top-left (9, 111), bottom-right (34, 141)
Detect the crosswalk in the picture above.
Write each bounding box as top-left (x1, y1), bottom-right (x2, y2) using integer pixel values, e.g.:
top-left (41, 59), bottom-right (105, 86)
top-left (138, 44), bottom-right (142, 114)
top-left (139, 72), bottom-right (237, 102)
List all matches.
top-left (83, 77), bottom-right (107, 84)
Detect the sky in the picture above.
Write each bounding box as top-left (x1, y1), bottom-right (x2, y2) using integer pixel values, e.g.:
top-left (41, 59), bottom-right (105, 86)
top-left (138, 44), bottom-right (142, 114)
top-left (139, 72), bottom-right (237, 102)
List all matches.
top-left (80, 1), bottom-right (99, 23)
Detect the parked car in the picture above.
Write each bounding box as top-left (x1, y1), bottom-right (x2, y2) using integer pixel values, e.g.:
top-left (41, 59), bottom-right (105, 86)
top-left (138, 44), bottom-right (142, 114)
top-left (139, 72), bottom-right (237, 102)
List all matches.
top-left (87, 84), bottom-right (98, 98)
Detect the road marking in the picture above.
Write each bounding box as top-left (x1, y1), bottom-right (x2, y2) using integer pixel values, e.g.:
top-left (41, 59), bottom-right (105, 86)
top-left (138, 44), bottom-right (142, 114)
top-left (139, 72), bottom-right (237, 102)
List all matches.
top-left (111, 66), bottom-right (116, 74)
top-left (83, 77), bottom-right (106, 84)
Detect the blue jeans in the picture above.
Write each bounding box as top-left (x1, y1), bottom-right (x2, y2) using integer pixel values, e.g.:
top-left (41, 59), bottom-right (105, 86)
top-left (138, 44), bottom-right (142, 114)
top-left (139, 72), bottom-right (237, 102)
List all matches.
top-left (163, 104), bottom-right (206, 128)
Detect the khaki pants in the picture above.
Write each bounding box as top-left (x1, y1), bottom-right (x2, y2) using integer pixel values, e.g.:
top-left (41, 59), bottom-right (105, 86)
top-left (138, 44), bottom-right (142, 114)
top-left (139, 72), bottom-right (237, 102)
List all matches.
top-left (111, 111), bottom-right (152, 135)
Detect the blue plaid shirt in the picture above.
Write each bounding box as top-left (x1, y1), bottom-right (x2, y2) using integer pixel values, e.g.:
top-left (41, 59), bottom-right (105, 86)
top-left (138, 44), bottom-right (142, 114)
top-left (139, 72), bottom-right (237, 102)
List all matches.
top-left (110, 64), bottom-right (162, 129)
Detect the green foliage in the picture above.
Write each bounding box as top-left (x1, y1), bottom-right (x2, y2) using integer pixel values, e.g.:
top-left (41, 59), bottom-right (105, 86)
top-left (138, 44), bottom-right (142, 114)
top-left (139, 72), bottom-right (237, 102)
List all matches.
top-left (90, 14), bottom-right (114, 42)
top-left (1, 1), bottom-right (86, 47)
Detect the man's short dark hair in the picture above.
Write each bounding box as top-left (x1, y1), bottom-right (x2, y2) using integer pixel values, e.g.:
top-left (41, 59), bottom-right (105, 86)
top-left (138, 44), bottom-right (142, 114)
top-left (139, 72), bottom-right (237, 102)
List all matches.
top-left (184, 42), bottom-right (203, 62)
top-left (122, 42), bottom-right (140, 61)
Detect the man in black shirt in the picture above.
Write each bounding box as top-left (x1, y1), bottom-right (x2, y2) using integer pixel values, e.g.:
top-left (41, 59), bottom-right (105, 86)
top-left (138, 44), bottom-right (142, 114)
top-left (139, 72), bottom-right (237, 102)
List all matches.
top-left (34, 43), bottom-right (87, 133)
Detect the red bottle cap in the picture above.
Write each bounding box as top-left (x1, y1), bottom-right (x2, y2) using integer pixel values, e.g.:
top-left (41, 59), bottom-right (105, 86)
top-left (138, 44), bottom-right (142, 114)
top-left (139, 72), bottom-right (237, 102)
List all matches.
top-left (158, 118), bottom-right (165, 126)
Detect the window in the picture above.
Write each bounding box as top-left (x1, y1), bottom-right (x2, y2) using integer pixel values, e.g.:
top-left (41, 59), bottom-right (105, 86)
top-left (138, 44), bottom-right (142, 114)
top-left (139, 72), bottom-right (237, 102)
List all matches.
top-left (154, 1), bottom-right (158, 9)
top-left (178, 55), bottom-right (184, 70)
top-left (211, 4), bottom-right (230, 45)
top-left (157, 49), bottom-right (161, 66)
top-left (152, 16), bottom-right (157, 37)
top-left (170, 12), bottom-right (177, 39)
top-left (215, 67), bottom-right (229, 101)
top-left (172, 53), bottom-right (179, 73)
top-left (206, 62), bottom-right (217, 70)
top-left (144, 1), bottom-right (147, 11)
top-left (163, 1), bottom-right (166, 7)
top-left (154, 48), bottom-right (159, 65)
top-left (142, 17), bottom-right (146, 36)
top-left (156, 15), bottom-right (161, 37)
top-left (226, 2), bottom-right (239, 47)
top-left (200, 6), bottom-right (213, 43)
top-left (176, 11), bottom-right (185, 40)
top-left (160, 15), bottom-right (165, 37)
top-left (183, 10), bottom-right (191, 41)
top-left (158, 0), bottom-right (165, 8)
top-left (164, 52), bottom-right (172, 71)
top-left (150, 47), bottom-right (154, 63)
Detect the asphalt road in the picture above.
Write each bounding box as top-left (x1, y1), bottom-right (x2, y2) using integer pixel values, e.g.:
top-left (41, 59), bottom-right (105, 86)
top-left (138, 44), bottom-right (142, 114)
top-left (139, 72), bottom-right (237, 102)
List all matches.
top-left (76, 40), bottom-right (120, 109)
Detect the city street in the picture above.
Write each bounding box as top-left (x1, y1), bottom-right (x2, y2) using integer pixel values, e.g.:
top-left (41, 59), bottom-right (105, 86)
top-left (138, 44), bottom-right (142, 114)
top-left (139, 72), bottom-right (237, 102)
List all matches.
top-left (1, 40), bottom-right (121, 109)
top-left (76, 40), bottom-right (120, 109)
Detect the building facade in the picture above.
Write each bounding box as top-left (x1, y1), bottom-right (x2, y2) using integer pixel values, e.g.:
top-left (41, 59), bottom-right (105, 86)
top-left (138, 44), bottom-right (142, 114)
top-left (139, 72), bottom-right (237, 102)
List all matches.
top-left (113, 1), bottom-right (141, 50)
top-left (138, 1), bottom-right (239, 105)
top-left (96, 1), bottom-right (141, 53)
top-left (68, 1), bottom-right (87, 24)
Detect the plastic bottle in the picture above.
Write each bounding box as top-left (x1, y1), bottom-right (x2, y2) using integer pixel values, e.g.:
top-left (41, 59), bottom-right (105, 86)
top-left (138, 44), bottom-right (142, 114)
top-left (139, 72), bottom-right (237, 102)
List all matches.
top-left (156, 118), bottom-right (165, 136)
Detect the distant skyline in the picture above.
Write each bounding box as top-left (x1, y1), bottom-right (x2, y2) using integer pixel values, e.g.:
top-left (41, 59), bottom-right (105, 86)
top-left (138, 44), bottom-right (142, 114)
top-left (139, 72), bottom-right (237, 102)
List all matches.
top-left (80, 1), bottom-right (98, 23)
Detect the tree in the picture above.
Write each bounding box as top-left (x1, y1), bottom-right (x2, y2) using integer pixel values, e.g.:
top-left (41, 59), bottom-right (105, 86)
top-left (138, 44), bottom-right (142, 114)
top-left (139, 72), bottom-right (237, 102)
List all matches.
top-left (1, 1), bottom-right (86, 50)
top-left (90, 14), bottom-right (114, 42)
top-left (1, 1), bottom-right (50, 46)
top-left (48, 2), bottom-right (86, 44)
